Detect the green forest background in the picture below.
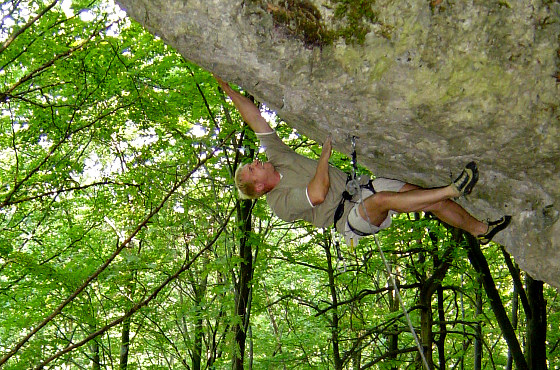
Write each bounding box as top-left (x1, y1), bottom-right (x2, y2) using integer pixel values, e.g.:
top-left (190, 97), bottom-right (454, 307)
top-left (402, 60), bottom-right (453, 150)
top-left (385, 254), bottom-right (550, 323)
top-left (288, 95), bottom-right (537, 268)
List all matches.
top-left (0, 1), bottom-right (557, 369)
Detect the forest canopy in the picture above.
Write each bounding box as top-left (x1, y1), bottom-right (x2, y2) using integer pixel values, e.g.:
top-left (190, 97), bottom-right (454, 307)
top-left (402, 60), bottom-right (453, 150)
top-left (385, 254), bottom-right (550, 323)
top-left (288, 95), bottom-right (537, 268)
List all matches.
top-left (0, 1), bottom-right (557, 369)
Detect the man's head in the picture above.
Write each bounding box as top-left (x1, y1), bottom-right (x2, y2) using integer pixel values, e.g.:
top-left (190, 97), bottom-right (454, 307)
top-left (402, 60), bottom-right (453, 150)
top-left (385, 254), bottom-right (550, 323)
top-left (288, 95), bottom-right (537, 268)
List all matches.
top-left (235, 159), bottom-right (276, 199)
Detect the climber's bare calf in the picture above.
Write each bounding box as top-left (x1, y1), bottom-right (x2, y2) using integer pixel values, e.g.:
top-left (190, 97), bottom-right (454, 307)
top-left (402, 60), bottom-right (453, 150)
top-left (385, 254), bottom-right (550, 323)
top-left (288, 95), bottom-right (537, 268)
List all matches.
top-left (358, 183), bottom-right (487, 236)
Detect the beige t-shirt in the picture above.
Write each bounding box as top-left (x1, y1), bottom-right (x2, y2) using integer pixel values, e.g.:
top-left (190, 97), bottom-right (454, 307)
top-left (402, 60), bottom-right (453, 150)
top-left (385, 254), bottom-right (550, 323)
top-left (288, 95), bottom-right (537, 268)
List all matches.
top-left (257, 132), bottom-right (348, 229)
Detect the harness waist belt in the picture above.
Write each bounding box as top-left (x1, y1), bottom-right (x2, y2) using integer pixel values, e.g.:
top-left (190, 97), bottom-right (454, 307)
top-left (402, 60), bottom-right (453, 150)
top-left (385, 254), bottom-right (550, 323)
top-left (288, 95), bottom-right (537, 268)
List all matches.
top-left (333, 177), bottom-right (375, 230)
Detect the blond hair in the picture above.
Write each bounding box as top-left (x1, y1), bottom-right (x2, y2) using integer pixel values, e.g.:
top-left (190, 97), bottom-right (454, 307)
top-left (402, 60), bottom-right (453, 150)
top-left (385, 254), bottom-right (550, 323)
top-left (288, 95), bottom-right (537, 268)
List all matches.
top-left (234, 164), bottom-right (260, 199)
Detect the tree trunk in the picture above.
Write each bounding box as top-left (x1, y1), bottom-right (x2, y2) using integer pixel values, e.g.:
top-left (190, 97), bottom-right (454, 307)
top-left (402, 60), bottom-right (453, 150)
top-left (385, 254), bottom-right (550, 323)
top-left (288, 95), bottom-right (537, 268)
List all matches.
top-left (192, 280), bottom-right (206, 370)
top-left (233, 197), bottom-right (254, 370)
top-left (419, 289), bottom-right (434, 370)
top-left (120, 252), bottom-right (137, 370)
top-left (192, 316), bottom-right (203, 370)
top-left (473, 274), bottom-right (483, 370)
top-left (324, 237), bottom-right (343, 370)
top-left (417, 228), bottom-right (455, 370)
top-left (231, 116), bottom-right (257, 370)
top-left (120, 316), bottom-right (131, 370)
top-left (418, 222), bottom-right (434, 369)
top-left (526, 275), bottom-right (547, 370)
top-left (90, 339), bottom-right (101, 370)
top-left (436, 287), bottom-right (447, 370)
top-left (506, 268), bottom-right (520, 370)
top-left (388, 279), bottom-right (399, 370)
top-left (465, 234), bottom-right (528, 370)
top-left (460, 273), bottom-right (467, 370)
top-left (352, 336), bottom-right (362, 370)
top-left (262, 283), bottom-right (287, 368)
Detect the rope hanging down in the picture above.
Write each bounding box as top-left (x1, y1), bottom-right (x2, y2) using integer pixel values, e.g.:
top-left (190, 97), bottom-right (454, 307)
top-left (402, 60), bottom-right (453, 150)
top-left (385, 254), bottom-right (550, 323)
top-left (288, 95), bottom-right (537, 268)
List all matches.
top-left (349, 136), bottom-right (431, 370)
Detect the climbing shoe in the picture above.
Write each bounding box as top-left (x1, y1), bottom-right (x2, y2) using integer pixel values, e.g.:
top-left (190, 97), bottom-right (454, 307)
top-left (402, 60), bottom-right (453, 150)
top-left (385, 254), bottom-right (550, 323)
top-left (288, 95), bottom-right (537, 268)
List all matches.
top-left (452, 161), bottom-right (478, 196)
top-left (477, 216), bottom-right (512, 245)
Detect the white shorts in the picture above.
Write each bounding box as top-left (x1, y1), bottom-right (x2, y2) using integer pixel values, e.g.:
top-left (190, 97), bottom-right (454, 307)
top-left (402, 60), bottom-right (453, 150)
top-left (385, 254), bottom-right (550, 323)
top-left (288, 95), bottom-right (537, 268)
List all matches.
top-left (343, 178), bottom-right (405, 247)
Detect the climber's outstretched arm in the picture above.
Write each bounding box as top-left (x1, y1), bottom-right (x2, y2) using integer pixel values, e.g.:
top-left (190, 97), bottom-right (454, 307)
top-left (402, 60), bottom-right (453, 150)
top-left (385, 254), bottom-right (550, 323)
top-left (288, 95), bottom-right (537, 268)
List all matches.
top-left (215, 77), bottom-right (273, 134)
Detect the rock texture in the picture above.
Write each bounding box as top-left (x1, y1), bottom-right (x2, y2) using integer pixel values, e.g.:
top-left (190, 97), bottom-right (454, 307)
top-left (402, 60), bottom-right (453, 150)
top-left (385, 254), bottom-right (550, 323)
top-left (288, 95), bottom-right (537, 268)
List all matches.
top-left (117, 0), bottom-right (560, 288)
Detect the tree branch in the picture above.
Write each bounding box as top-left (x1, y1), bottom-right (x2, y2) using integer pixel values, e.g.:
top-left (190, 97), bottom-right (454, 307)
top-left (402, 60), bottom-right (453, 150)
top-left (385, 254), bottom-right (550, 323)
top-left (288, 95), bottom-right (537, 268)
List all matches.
top-left (0, 131), bottom-right (234, 367)
top-left (0, 0), bottom-right (59, 55)
top-left (33, 205), bottom-right (235, 369)
top-left (3, 181), bottom-right (138, 206)
top-left (314, 283), bottom-right (421, 317)
top-left (1, 19), bottom-right (112, 103)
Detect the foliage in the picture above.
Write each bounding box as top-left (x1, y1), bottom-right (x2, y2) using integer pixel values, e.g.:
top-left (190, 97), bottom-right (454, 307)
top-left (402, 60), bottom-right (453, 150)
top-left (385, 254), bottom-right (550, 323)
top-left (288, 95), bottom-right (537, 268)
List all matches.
top-left (0, 1), bottom-right (558, 369)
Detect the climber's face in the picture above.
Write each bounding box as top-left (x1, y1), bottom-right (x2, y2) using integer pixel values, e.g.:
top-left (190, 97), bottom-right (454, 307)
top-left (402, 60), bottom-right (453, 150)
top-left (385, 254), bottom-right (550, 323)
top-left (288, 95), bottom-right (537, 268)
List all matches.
top-left (242, 159), bottom-right (275, 189)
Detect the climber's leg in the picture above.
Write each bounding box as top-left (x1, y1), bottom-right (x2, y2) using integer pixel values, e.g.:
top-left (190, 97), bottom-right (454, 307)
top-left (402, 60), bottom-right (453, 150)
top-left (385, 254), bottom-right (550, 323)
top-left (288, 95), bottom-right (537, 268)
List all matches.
top-left (359, 183), bottom-right (487, 236)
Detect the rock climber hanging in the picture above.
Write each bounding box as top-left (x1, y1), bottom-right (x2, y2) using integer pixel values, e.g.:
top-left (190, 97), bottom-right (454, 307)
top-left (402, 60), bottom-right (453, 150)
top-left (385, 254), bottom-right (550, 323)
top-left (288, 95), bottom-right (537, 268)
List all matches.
top-left (216, 76), bottom-right (511, 246)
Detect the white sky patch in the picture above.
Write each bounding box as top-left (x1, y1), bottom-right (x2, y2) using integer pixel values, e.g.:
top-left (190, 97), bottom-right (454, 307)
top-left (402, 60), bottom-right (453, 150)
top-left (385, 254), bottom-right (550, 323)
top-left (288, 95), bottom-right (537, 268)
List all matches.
top-left (61, 0), bottom-right (96, 22)
top-left (106, 17), bottom-right (128, 38)
top-left (38, 134), bottom-right (52, 149)
top-left (130, 127), bottom-right (159, 149)
top-left (83, 152), bottom-right (103, 180)
top-left (288, 132), bottom-right (299, 141)
top-left (61, 0), bottom-right (73, 17)
top-left (76, 124), bottom-right (166, 183)
top-left (190, 124), bottom-right (207, 138)
top-left (261, 108), bottom-right (277, 124)
top-left (79, 9), bottom-right (96, 22)
top-left (0, 2), bottom-right (30, 42)
top-left (0, 148), bottom-right (14, 169)
top-left (12, 122), bottom-right (28, 132)
top-left (111, 132), bottom-right (129, 152)
top-left (1, 15), bottom-right (15, 30)
top-left (61, 0), bottom-right (128, 35)
top-left (106, 1), bottom-right (127, 21)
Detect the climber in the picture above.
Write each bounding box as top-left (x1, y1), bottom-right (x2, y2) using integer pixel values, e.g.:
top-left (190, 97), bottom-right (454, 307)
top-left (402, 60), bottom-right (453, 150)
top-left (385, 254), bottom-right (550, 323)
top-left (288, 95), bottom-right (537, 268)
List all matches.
top-left (216, 77), bottom-right (511, 245)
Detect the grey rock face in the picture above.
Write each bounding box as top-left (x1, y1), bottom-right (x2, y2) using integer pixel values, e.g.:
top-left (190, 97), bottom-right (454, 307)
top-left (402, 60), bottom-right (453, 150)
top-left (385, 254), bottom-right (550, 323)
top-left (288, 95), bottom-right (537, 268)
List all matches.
top-left (117, 0), bottom-right (560, 288)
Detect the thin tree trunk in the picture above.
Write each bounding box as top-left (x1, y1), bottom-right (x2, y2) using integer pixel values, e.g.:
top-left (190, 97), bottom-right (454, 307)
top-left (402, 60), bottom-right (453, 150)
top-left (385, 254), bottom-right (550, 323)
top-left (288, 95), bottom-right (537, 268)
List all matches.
top-left (120, 270), bottom-right (136, 370)
top-left (352, 336), bottom-right (362, 370)
top-left (418, 222), bottom-right (434, 369)
top-left (506, 268), bottom-right (519, 370)
top-left (388, 279), bottom-right (399, 370)
top-left (119, 316), bottom-right (131, 370)
top-left (324, 237), bottom-right (343, 370)
top-left (419, 289), bottom-right (434, 369)
top-left (435, 227), bottom-right (463, 370)
top-left (262, 283), bottom-right (287, 369)
top-left (118, 244), bottom-right (138, 370)
top-left (90, 339), bottom-right (101, 370)
top-left (230, 104), bottom-right (257, 370)
top-left (248, 325), bottom-right (253, 370)
top-left (473, 274), bottom-right (483, 370)
top-left (526, 275), bottom-right (547, 369)
top-left (192, 279), bottom-right (207, 370)
top-left (233, 198), bottom-right (254, 370)
top-left (460, 274), bottom-right (466, 370)
top-left (465, 234), bottom-right (528, 370)
top-left (417, 228), bottom-right (454, 370)
top-left (436, 286), bottom-right (447, 370)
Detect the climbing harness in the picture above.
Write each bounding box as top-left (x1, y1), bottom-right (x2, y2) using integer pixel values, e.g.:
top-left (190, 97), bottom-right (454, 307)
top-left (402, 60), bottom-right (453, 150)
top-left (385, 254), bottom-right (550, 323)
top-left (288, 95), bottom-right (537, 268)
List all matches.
top-left (344, 136), bottom-right (432, 370)
top-left (332, 137), bottom-right (376, 236)
top-left (334, 136), bottom-right (368, 271)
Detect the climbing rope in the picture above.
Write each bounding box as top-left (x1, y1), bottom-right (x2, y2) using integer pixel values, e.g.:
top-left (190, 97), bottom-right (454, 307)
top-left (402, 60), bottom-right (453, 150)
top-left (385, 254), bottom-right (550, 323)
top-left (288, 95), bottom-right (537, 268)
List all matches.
top-left (349, 136), bottom-right (431, 370)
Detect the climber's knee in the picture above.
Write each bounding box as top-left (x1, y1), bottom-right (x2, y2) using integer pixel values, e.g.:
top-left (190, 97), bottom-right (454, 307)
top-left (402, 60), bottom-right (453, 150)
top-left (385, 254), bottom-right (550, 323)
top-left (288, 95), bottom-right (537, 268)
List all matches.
top-left (360, 193), bottom-right (392, 226)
